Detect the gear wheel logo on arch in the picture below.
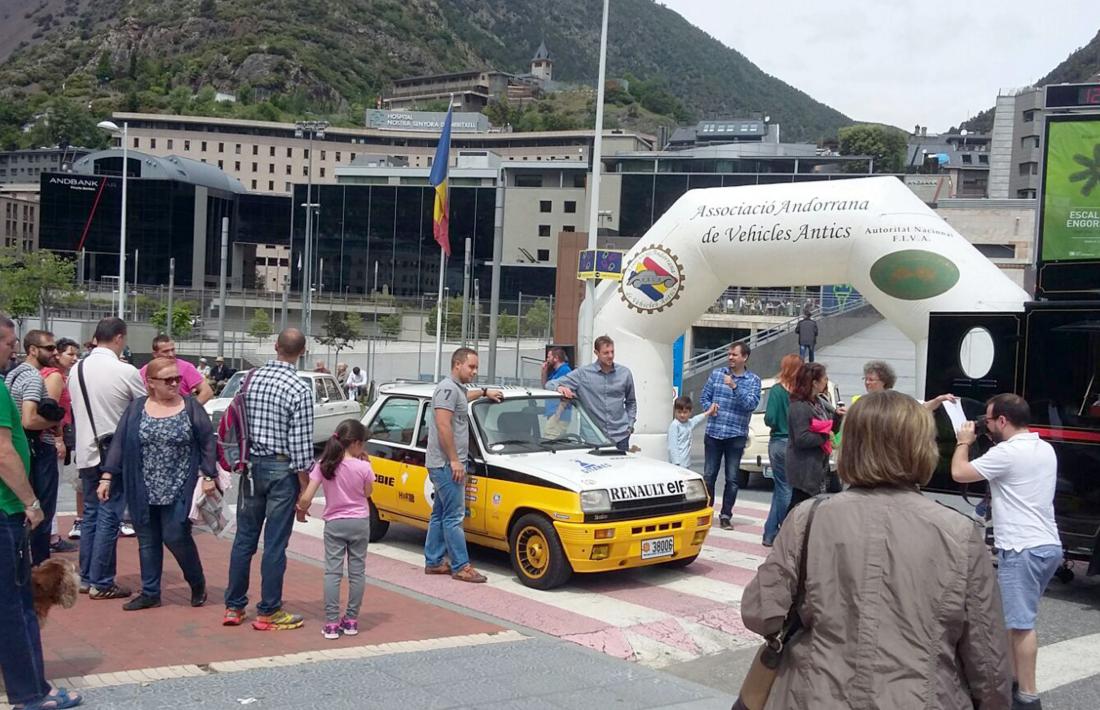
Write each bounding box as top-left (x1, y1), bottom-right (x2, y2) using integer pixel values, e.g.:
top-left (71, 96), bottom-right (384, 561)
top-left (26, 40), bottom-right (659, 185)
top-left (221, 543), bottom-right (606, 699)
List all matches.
top-left (619, 245), bottom-right (684, 313)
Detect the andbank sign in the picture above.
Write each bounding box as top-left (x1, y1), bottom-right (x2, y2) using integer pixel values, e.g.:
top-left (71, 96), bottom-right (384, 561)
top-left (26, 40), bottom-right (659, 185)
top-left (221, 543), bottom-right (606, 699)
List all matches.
top-left (365, 110), bottom-right (488, 133)
top-left (47, 175), bottom-right (103, 192)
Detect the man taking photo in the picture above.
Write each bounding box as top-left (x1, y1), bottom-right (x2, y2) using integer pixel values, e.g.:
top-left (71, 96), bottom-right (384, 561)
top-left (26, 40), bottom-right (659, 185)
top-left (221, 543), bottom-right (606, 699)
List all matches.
top-left (952, 393), bottom-right (1060, 710)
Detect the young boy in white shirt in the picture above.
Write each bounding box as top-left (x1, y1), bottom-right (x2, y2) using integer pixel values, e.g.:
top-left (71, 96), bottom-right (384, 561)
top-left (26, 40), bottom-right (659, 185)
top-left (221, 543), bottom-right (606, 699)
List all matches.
top-left (667, 396), bottom-right (717, 468)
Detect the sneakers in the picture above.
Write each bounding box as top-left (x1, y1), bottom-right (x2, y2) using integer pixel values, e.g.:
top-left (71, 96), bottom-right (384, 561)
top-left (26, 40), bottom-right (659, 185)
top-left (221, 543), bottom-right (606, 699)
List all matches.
top-left (252, 609), bottom-right (304, 631)
top-left (122, 595), bottom-right (161, 611)
top-left (50, 537), bottom-right (79, 553)
top-left (68, 519), bottom-right (82, 540)
top-left (79, 583), bottom-right (90, 595)
top-left (322, 623), bottom-right (341, 640)
top-left (89, 584), bottom-right (131, 600)
top-left (452, 565), bottom-right (488, 583)
top-left (719, 518), bottom-right (734, 531)
top-left (424, 561), bottom-right (452, 575)
top-left (340, 617), bottom-right (359, 636)
top-left (119, 522), bottom-right (136, 538)
top-left (222, 608), bottom-right (247, 626)
top-left (761, 538), bottom-right (774, 548)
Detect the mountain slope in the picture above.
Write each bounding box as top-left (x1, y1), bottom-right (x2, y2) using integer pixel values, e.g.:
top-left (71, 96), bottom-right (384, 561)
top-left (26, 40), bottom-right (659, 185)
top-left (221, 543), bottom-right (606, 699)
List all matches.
top-left (960, 29), bottom-right (1100, 133)
top-left (0, 0), bottom-right (852, 141)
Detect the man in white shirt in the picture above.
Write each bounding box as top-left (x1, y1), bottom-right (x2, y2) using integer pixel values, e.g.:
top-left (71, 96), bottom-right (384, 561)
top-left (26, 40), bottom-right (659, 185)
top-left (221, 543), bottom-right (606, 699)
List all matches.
top-left (68, 317), bottom-right (146, 600)
top-left (952, 393), bottom-right (1061, 710)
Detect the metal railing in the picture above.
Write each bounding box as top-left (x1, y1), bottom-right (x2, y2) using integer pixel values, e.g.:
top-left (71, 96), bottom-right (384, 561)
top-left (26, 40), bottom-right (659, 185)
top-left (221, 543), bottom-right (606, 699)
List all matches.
top-left (683, 295), bottom-right (869, 378)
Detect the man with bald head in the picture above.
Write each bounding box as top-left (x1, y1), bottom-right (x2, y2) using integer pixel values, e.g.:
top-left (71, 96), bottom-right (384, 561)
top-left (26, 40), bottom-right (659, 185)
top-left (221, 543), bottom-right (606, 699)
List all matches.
top-left (223, 328), bottom-right (314, 631)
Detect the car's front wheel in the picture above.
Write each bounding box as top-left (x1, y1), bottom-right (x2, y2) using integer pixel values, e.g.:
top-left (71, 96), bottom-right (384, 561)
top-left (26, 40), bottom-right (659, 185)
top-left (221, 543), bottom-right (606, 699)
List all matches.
top-left (509, 513), bottom-right (572, 590)
top-left (368, 501), bottom-right (389, 542)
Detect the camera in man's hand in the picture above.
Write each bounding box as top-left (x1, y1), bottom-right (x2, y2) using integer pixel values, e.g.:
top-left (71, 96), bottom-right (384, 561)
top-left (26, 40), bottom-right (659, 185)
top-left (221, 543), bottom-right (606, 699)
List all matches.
top-left (36, 397), bottom-right (65, 423)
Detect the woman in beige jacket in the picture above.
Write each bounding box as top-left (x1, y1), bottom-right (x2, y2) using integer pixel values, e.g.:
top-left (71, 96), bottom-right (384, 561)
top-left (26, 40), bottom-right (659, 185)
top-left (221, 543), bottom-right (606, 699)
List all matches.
top-left (742, 390), bottom-right (1011, 709)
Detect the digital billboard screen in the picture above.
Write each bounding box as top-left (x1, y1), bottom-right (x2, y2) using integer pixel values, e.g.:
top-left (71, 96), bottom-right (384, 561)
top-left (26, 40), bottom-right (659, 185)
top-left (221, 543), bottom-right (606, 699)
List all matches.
top-left (1040, 117), bottom-right (1100, 262)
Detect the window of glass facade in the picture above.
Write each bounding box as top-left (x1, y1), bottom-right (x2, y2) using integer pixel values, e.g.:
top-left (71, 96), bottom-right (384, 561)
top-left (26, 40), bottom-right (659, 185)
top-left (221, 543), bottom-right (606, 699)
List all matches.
top-left (564, 200), bottom-right (576, 213)
top-left (539, 200), bottom-right (551, 212)
top-left (290, 184), bottom-right (504, 298)
top-left (515, 174), bottom-right (542, 187)
top-left (538, 224), bottom-right (551, 237)
top-left (219, 143), bottom-right (224, 152)
top-left (537, 249), bottom-right (550, 262)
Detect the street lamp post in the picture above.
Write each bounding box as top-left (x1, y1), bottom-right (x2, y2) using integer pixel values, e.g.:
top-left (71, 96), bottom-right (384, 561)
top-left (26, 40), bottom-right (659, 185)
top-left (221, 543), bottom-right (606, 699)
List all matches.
top-left (96, 120), bottom-right (128, 318)
top-left (577, 0), bottom-right (610, 359)
top-left (295, 119), bottom-right (329, 341)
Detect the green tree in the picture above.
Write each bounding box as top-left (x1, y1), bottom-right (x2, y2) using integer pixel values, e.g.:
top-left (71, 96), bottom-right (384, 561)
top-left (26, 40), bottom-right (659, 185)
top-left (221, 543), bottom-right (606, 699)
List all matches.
top-left (497, 313), bottom-right (517, 338)
top-left (247, 308), bottom-right (273, 345)
top-left (199, 0), bottom-right (216, 19)
top-left (316, 311), bottom-right (361, 361)
top-left (0, 248), bottom-right (77, 323)
top-left (838, 124), bottom-right (908, 174)
top-left (378, 313), bottom-right (402, 338)
top-left (520, 298), bottom-right (552, 337)
top-left (150, 302), bottom-right (194, 338)
top-left (423, 296), bottom-right (464, 339)
top-left (95, 52), bottom-right (112, 83)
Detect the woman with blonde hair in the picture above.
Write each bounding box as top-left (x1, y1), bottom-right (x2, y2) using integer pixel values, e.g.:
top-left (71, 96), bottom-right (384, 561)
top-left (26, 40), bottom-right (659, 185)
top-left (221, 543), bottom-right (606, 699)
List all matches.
top-left (761, 353), bottom-right (801, 546)
top-left (741, 390), bottom-right (1011, 709)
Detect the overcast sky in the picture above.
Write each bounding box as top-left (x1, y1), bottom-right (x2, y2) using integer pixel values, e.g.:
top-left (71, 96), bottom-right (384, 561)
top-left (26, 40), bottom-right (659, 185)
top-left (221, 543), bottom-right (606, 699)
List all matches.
top-left (660, 1), bottom-right (1100, 133)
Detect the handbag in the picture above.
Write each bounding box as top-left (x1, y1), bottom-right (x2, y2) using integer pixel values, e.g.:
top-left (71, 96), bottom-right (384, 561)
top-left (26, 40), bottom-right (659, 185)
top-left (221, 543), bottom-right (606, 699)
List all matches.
top-left (733, 495), bottom-right (826, 710)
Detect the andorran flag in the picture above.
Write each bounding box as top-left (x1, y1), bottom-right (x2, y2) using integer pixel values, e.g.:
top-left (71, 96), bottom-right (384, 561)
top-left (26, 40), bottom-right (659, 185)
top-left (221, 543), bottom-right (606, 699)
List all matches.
top-left (429, 107), bottom-right (453, 257)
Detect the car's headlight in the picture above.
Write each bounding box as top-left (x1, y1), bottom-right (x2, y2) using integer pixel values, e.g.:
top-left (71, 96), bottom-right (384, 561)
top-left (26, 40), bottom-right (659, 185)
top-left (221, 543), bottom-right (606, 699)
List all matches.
top-left (580, 489), bottom-right (611, 513)
top-left (684, 479), bottom-right (707, 501)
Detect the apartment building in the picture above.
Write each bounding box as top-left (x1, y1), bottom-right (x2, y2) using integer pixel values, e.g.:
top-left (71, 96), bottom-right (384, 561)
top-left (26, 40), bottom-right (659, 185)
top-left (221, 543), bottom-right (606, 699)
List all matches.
top-left (108, 112), bottom-right (654, 196)
top-left (0, 147), bottom-right (90, 184)
top-left (1, 188), bottom-right (38, 251)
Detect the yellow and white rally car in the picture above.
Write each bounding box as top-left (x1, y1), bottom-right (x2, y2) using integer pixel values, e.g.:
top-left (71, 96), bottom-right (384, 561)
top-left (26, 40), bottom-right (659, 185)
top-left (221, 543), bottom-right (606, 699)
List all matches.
top-left (361, 383), bottom-right (713, 589)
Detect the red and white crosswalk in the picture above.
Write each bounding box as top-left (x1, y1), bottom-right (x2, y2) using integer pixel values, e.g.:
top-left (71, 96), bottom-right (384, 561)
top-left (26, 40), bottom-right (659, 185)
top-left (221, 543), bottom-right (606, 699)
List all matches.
top-left (287, 499), bottom-right (774, 668)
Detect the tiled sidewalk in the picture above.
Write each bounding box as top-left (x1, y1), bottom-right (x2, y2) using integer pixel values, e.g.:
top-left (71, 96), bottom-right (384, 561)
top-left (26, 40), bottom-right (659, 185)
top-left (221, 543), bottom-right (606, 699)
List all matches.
top-left (36, 515), bottom-right (501, 683)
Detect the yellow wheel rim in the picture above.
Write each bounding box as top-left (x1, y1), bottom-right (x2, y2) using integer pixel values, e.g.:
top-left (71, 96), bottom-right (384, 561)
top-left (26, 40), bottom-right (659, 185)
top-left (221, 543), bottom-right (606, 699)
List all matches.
top-left (516, 526), bottom-right (550, 579)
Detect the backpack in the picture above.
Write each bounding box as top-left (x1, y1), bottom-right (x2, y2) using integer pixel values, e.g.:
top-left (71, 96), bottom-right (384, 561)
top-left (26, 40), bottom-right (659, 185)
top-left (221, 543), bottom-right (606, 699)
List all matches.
top-left (216, 369), bottom-right (256, 473)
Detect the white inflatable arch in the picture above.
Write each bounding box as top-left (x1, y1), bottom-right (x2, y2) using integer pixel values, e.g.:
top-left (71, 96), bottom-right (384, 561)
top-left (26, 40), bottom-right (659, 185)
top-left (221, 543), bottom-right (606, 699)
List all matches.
top-left (590, 176), bottom-right (1030, 458)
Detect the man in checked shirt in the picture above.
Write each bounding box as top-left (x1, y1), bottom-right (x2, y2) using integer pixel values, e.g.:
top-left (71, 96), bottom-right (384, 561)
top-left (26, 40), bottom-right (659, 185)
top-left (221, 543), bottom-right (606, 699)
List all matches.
top-left (699, 342), bottom-right (761, 530)
top-left (223, 328), bottom-right (314, 631)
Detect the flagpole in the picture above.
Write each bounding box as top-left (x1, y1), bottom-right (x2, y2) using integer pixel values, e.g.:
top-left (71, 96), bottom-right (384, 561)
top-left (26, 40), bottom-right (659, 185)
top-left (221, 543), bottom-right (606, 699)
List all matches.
top-left (433, 248), bottom-right (446, 379)
top-left (431, 94), bottom-right (455, 381)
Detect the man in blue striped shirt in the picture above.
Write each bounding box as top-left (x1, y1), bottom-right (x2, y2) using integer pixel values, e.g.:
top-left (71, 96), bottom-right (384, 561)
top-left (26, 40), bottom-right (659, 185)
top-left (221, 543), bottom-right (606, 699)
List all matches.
top-left (699, 342), bottom-right (761, 529)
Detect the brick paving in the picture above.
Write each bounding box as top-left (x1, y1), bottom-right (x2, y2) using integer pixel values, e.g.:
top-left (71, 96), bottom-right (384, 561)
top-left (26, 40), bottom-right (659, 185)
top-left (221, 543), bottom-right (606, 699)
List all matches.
top-left (39, 515), bottom-right (501, 681)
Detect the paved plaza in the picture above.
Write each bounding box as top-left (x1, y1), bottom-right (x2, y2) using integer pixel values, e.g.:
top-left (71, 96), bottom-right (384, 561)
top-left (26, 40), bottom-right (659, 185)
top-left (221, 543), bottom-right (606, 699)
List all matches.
top-left (5, 321), bottom-right (1099, 709)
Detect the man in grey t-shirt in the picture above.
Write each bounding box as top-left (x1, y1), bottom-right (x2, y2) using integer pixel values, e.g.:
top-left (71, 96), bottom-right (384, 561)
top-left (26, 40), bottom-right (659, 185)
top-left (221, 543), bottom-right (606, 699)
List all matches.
top-left (5, 329), bottom-right (64, 565)
top-left (424, 347), bottom-right (501, 583)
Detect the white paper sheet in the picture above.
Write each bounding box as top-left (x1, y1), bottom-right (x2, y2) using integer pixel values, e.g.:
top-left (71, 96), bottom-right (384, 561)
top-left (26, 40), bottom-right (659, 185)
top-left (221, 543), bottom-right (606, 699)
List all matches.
top-left (943, 400), bottom-right (967, 433)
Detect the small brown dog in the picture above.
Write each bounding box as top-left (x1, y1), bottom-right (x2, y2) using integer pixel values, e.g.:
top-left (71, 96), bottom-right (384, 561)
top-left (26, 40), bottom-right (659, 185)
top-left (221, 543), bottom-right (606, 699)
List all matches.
top-left (32, 558), bottom-right (80, 624)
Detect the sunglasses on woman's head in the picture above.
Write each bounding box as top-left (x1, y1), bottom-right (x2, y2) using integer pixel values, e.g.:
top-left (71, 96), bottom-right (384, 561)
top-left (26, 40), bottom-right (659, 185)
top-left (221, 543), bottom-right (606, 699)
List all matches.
top-left (151, 376), bottom-right (182, 386)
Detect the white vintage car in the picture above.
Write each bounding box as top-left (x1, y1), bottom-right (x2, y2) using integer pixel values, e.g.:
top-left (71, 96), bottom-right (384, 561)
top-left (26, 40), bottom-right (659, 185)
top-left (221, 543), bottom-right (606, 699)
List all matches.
top-left (205, 369), bottom-right (361, 444)
top-left (739, 377), bottom-right (842, 488)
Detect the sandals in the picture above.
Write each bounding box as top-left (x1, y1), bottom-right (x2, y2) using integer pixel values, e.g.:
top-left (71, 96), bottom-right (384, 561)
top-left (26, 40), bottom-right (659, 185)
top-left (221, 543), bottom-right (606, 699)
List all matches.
top-left (451, 565), bottom-right (487, 583)
top-left (18, 687), bottom-right (83, 709)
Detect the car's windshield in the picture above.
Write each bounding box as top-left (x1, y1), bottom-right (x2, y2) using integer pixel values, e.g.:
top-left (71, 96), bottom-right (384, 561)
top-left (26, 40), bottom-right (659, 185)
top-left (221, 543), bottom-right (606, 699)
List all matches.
top-left (471, 396), bottom-right (613, 452)
top-left (219, 370), bottom-right (247, 398)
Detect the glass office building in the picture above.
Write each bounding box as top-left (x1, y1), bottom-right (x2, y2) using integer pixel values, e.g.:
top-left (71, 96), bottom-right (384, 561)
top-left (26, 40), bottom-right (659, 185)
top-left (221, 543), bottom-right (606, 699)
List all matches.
top-left (292, 183), bottom-right (554, 300)
top-left (38, 151), bottom-right (290, 289)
